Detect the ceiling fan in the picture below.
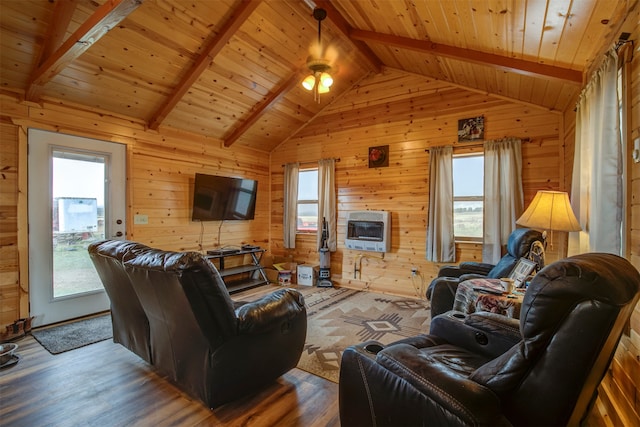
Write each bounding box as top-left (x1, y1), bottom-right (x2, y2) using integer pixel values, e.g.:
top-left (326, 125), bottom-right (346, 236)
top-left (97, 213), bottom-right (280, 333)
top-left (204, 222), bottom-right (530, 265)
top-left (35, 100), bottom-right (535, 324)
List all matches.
top-left (302, 8), bottom-right (337, 102)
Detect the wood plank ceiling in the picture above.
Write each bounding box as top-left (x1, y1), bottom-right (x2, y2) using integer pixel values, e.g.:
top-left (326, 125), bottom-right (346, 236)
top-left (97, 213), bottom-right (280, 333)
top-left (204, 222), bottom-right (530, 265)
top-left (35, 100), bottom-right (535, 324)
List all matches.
top-left (0, 0), bottom-right (634, 152)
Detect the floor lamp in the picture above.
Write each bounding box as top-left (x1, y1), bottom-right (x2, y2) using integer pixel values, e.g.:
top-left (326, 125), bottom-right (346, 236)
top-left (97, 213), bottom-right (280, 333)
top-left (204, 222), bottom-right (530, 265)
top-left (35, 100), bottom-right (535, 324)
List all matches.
top-left (516, 190), bottom-right (582, 261)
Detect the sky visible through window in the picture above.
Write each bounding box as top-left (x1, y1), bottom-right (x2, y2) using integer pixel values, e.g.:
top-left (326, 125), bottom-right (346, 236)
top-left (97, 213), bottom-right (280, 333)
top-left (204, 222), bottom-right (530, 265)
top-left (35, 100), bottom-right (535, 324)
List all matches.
top-left (53, 156), bottom-right (105, 207)
top-left (453, 156), bottom-right (483, 199)
top-left (298, 170), bottom-right (318, 203)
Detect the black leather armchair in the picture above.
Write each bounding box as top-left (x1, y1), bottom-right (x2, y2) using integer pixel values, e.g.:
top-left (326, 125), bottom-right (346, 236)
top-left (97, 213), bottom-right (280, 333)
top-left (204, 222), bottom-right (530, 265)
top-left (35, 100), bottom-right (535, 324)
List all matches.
top-left (339, 253), bottom-right (640, 426)
top-left (426, 228), bottom-right (544, 318)
top-left (89, 240), bottom-right (307, 409)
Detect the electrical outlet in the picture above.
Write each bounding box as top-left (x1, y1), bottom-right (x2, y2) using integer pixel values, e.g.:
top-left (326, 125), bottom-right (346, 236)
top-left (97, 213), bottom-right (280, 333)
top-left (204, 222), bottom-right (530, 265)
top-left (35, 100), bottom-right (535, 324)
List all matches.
top-left (134, 214), bottom-right (148, 225)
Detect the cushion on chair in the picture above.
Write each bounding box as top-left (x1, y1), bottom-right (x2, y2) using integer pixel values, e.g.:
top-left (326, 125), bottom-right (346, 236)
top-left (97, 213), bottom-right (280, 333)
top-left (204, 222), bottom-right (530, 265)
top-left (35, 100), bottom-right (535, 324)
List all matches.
top-left (486, 228), bottom-right (544, 278)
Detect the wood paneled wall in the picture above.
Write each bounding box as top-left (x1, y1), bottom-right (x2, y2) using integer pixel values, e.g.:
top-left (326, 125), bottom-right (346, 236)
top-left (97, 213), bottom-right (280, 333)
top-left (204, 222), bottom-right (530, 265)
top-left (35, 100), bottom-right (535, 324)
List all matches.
top-left (0, 92), bottom-right (271, 328)
top-left (269, 69), bottom-right (564, 298)
top-left (127, 138), bottom-right (270, 251)
top-left (0, 121), bottom-right (20, 328)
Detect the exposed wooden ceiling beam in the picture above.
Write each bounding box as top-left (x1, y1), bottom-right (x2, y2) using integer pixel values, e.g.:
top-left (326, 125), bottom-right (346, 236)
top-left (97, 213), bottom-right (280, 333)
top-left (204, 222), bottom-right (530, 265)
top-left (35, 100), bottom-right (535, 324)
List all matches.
top-left (314, 0), bottom-right (383, 73)
top-left (350, 29), bottom-right (584, 86)
top-left (36, 0), bottom-right (78, 68)
top-left (148, 0), bottom-right (262, 131)
top-left (223, 72), bottom-right (301, 147)
top-left (27, 0), bottom-right (79, 101)
top-left (26, 0), bottom-right (143, 100)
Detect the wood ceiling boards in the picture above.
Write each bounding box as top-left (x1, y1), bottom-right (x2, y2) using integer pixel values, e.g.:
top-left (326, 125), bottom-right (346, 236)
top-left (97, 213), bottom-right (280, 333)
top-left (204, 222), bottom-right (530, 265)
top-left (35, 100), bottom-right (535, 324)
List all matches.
top-left (0, 0), bottom-right (634, 152)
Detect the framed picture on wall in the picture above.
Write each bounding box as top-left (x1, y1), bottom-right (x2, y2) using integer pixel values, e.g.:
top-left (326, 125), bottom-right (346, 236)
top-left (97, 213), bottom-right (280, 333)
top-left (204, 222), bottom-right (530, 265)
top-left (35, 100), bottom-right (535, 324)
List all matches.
top-left (458, 116), bottom-right (485, 142)
top-left (368, 145), bottom-right (389, 168)
top-left (509, 257), bottom-right (537, 288)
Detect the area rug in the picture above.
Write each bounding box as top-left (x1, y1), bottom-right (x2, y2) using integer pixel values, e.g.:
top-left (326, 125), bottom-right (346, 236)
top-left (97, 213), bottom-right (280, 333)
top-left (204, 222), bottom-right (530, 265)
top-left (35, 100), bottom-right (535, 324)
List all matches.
top-left (31, 314), bottom-right (112, 355)
top-left (295, 286), bottom-right (431, 383)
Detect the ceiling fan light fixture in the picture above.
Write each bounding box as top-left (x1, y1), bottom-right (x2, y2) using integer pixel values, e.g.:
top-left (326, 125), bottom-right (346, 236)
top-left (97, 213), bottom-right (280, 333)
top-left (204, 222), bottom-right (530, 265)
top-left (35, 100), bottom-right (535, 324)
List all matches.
top-left (320, 72), bottom-right (333, 88)
top-left (302, 8), bottom-right (334, 102)
top-left (317, 82), bottom-right (330, 94)
top-left (301, 71), bottom-right (332, 94)
top-left (302, 74), bottom-right (316, 91)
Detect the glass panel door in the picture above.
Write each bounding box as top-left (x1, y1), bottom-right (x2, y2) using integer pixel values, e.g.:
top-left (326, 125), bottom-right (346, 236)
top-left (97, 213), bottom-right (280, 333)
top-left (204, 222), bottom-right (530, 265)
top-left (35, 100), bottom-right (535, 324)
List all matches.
top-left (52, 151), bottom-right (106, 298)
top-left (29, 129), bottom-right (126, 326)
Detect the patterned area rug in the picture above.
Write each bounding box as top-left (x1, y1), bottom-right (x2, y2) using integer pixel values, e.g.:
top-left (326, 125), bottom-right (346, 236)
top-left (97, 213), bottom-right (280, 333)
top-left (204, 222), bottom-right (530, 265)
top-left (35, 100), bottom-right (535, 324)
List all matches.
top-left (295, 286), bottom-right (431, 383)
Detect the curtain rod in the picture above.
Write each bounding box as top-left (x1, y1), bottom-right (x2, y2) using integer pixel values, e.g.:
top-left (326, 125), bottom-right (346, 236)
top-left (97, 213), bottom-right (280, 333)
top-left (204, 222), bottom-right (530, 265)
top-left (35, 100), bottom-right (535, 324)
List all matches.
top-left (424, 137), bottom-right (531, 152)
top-left (281, 158), bottom-right (340, 167)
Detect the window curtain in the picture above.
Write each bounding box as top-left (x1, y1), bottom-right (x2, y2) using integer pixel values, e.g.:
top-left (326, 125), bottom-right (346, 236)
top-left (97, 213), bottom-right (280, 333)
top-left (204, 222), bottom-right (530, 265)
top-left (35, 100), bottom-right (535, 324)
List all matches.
top-left (426, 146), bottom-right (455, 262)
top-left (317, 159), bottom-right (337, 251)
top-left (483, 138), bottom-right (523, 263)
top-left (283, 162), bottom-right (299, 249)
top-left (569, 49), bottom-right (622, 255)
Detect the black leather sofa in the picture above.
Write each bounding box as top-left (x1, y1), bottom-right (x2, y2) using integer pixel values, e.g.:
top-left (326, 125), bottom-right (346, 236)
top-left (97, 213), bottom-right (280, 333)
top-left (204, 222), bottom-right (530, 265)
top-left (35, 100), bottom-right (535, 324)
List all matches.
top-left (88, 239), bottom-right (307, 409)
top-left (339, 253), bottom-right (640, 426)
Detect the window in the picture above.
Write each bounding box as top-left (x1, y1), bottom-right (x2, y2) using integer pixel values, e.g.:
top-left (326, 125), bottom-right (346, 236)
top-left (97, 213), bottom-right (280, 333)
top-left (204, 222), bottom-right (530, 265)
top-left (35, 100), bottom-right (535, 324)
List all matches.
top-left (453, 154), bottom-right (484, 240)
top-left (297, 169), bottom-right (318, 232)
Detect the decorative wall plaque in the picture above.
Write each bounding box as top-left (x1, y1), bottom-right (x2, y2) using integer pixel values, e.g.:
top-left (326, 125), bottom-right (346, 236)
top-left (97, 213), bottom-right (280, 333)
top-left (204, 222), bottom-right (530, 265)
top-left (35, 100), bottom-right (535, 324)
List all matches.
top-left (368, 145), bottom-right (389, 168)
top-left (458, 116), bottom-right (485, 142)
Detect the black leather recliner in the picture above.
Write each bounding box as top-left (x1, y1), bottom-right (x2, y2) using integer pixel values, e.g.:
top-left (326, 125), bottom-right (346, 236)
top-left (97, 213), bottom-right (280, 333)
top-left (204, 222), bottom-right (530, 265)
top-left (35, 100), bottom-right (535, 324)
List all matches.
top-left (88, 240), bottom-right (153, 363)
top-left (426, 228), bottom-right (544, 318)
top-left (89, 240), bottom-right (307, 409)
top-left (339, 253), bottom-right (640, 426)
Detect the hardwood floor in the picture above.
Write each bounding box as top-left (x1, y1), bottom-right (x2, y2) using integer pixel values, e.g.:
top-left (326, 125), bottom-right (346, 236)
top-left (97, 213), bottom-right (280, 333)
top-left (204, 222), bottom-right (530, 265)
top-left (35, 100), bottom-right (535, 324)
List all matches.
top-left (0, 286), bottom-right (340, 427)
top-left (0, 283), bottom-right (612, 427)
top-left (0, 335), bottom-right (340, 427)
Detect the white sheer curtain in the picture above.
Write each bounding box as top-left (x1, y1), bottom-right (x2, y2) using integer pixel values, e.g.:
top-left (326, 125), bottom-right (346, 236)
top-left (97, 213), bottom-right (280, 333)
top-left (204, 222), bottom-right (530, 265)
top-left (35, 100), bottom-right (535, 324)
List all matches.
top-left (317, 159), bottom-right (337, 251)
top-left (569, 49), bottom-right (622, 255)
top-left (483, 138), bottom-right (523, 263)
top-left (283, 162), bottom-right (299, 249)
top-left (426, 146), bottom-right (455, 262)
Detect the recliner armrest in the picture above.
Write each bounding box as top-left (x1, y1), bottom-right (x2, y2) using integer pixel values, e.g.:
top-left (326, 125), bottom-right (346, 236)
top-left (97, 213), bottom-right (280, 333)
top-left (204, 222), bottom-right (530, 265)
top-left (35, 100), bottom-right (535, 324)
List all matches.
top-left (437, 262), bottom-right (494, 279)
top-left (458, 261), bottom-right (495, 276)
top-left (465, 311), bottom-right (520, 337)
top-left (236, 288), bottom-right (305, 334)
top-left (437, 265), bottom-right (468, 278)
top-left (430, 311), bottom-right (521, 358)
top-left (458, 273), bottom-right (490, 282)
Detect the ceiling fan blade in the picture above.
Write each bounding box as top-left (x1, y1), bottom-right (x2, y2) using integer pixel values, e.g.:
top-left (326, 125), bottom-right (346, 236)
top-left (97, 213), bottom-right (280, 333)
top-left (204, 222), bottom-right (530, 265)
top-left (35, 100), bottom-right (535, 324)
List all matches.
top-left (309, 41), bottom-right (322, 59)
top-left (325, 45), bottom-right (339, 65)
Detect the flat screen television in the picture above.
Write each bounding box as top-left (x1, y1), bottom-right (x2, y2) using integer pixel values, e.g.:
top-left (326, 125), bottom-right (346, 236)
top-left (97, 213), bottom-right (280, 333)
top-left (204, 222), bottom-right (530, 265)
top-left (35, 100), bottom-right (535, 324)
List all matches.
top-left (192, 173), bottom-right (258, 221)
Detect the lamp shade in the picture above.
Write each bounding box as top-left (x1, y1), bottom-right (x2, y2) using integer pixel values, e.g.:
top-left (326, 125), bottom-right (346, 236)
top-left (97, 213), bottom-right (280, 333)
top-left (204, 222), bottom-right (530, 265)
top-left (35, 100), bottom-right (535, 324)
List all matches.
top-left (317, 82), bottom-right (330, 94)
top-left (516, 190), bottom-right (581, 232)
top-left (302, 75), bottom-right (316, 91)
top-left (319, 72), bottom-right (333, 88)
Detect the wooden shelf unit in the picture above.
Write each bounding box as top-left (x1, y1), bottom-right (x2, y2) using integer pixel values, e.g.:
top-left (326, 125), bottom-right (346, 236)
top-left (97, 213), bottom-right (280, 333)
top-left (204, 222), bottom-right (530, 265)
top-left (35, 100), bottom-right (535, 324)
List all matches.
top-left (206, 248), bottom-right (269, 294)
